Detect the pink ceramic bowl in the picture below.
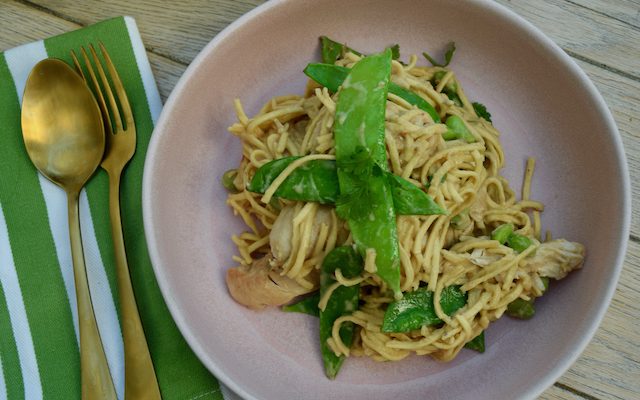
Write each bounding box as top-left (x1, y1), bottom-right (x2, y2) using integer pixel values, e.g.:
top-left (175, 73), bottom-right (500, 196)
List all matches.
top-left (143, 0), bottom-right (630, 398)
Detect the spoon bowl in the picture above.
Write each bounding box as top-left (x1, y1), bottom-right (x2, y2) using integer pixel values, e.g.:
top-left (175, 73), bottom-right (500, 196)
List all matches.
top-left (21, 58), bottom-right (116, 399)
top-left (21, 59), bottom-right (104, 191)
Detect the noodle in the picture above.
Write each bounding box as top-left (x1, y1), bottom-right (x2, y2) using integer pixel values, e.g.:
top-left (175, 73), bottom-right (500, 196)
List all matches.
top-left (224, 46), bottom-right (585, 367)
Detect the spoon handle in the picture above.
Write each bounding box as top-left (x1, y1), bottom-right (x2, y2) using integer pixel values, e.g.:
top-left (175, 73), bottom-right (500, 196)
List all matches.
top-left (108, 169), bottom-right (162, 399)
top-left (67, 190), bottom-right (117, 399)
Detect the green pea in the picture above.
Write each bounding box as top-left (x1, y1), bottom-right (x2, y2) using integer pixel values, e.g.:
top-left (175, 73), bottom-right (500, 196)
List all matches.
top-left (506, 298), bottom-right (535, 319)
top-left (222, 169), bottom-right (239, 193)
top-left (433, 70), bottom-right (458, 93)
top-left (506, 234), bottom-right (533, 253)
top-left (444, 115), bottom-right (475, 143)
top-left (491, 223), bottom-right (514, 244)
top-left (541, 276), bottom-right (550, 292)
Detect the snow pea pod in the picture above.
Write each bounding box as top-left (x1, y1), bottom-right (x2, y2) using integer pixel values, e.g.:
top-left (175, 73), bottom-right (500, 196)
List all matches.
top-left (319, 36), bottom-right (400, 64)
top-left (303, 63), bottom-right (441, 123)
top-left (246, 156), bottom-right (339, 204)
top-left (387, 173), bottom-right (446, 215)
top-left (320, 36), bottom-right (352, 64)
top-left (319, 246), bottom-right (363, 379)
top-left (506, 298), bottom-right (535, 319)
top-left (382, 285), bottom-right (467, 333)
top-left (247, 157), bottom-right (446, 215)
top-left (464, 331), bottom-right (485, 353)
top-left (282, 292), bottom-right (320, 317)
top-left (332, 49), bottom-right (402, 298)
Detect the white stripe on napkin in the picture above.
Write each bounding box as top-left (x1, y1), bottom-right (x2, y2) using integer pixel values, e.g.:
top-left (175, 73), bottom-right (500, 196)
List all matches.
top-left (0, 204), bottom-right (43, 400)
top-left (5, 39), bottom-right (125, 400)
top-left (79, 191), bottom-right (124, 397)
top-left (124, 16), bottom-right (162, 123)
top-left (5, 40), bottom-right (80, 344)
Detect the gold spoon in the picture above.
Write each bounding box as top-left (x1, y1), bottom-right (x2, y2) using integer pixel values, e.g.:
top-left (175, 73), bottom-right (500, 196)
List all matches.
top-left (21, 58), bottom-right (116, 399)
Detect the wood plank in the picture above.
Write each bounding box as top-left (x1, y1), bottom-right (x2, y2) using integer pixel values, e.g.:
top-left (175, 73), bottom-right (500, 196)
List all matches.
top-left (0, 1), bottom-right (184, 103)
top-left (25, 0), bottom-right (640, 82)
top-left (0, 1), bottom-right (78, 49)
top-left (494, 0), bottom-right (640, 80)
top-left (573, 60), bottom-right (640, 238)
top-left (568, 0), bottom-right (640, 28)
top-left (554, 239), bottom-right (640, 399)
top-left (542, 384), bottom-right (595, 400)
top-left (23, 0), bottom-right (264, 65)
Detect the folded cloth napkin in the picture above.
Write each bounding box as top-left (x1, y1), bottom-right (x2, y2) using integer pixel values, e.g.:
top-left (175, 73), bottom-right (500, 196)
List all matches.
top-left (0, 16), bottom-right (235, 400)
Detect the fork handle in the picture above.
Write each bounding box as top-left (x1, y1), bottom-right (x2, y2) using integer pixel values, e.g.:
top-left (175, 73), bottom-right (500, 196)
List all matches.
top-left (67, 189), bottom-right (117, 399)
top-left (108, 169), bottom-right (162, 400)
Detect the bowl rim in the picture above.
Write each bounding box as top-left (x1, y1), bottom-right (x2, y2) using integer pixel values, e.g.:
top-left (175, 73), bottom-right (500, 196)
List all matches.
top-left (142, 0), bottom-right (631, 398)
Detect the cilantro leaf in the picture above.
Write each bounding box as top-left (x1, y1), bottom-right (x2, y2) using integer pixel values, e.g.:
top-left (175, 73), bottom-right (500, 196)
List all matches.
top-left (423, 42), bottom-right (456, 67)
top-left (472, 102), bottom-right (493, 122)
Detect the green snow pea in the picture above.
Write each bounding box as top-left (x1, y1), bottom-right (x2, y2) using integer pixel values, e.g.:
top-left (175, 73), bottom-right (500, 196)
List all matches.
top-left (332, 49), bottom-right (402, 299)
top-left (303, 63), bottom-right (441, 123)
top-left (247, 157), bottom-right (446, 215)
top-left (464, 331), bottom-right (485, 353)
top-left (381, 286), bottom-right (467, 333)
top-left (319, 246), bottom-right (363, 379)
top-left (506, 277), bottom-right (549, 320)
top-left (319, 36), bottom-right (399, 64)
top-left (387, 173), bottom-right (447, 215)
top-left (282, 292), bottom-right (320, 317)
top-left (506, 298), bottom-right (535, 319)
top-left (247, 156), bottom-right (339, 204)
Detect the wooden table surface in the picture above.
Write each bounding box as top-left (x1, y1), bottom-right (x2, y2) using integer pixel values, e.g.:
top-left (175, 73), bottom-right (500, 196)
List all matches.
top-left (1, 1), bottom-right (638, 399)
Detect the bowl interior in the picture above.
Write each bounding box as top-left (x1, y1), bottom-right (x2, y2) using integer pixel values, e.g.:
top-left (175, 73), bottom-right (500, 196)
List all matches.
top-left (143, 0), bottom-right (628, 399)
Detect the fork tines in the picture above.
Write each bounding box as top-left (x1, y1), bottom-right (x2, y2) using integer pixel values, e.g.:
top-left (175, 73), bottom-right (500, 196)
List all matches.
top-left (70, 43), bottom-right (133, 136)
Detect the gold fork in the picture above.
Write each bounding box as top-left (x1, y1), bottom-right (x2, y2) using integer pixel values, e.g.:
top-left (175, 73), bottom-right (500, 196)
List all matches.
top-left (71, 43), bottom-right (162, 400)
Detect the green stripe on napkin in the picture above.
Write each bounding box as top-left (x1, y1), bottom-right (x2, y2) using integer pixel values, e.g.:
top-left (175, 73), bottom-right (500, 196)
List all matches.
top-left (0, 52), bottom-right (81, 399)
top-left (0, 282), bottom-right (23, 399)
top-left (0, 17), bottom-right (223, 400)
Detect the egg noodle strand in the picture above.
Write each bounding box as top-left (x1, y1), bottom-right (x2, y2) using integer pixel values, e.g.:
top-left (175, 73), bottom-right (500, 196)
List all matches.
top-left (225, 52), bottom-right (570, 363)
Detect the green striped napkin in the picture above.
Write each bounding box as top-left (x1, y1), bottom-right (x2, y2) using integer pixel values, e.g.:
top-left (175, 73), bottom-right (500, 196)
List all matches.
top-left (0, 16), bottom-right (232, 400)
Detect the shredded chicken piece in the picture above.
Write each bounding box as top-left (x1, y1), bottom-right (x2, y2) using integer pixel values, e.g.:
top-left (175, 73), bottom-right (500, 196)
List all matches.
top-left (270, 206), bottom-right (296, 261)
top-left (270, 204), bottom-right (336, 262)
top-left (469, 247), bottom-right (501, 267)
top-left (226, 254), bottom-right (310, 309)
top-left (469, 188), bottom-right (489, 225)
top-left (521, 239), bottom-right (585, 280)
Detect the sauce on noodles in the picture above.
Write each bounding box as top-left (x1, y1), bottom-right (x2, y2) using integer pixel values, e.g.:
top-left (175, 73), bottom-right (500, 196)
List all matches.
top-left (223, 40), bottom-right (585, 377)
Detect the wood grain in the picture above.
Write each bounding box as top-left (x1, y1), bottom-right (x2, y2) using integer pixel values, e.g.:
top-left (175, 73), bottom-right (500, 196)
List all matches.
top-left (575, 61), bottom-right (640, 237)
top-left (22, 0), bottom-right (264, 64)
top-left (569, 0), bottom-right (640, 28)
top-left (1, 1), bottom-right (638, 399)
top-left (495, 0), bottom-right (640, 80)
top-left (555, 240), bottom-right (640, 399)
